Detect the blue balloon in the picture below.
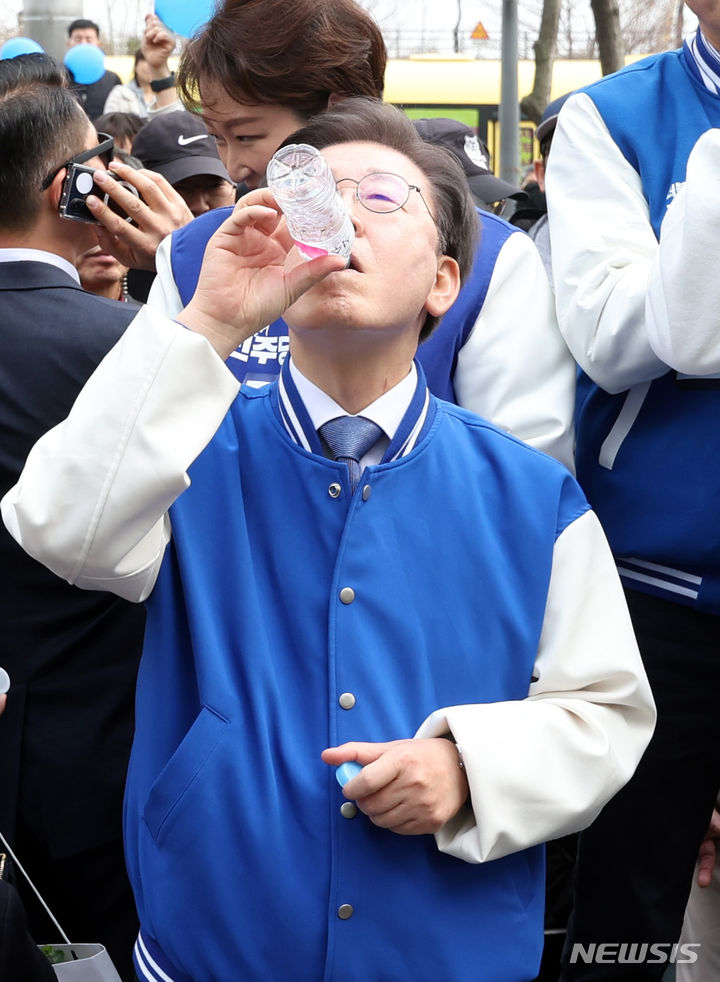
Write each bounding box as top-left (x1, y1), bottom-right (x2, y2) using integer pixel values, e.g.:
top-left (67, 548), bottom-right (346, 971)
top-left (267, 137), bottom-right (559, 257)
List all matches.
top-left (64, 43), bottom-right (105, 85)
top-left (0, 36), bottom-right (44, 59)
top-left (155, 0), bottom-right (216, 38)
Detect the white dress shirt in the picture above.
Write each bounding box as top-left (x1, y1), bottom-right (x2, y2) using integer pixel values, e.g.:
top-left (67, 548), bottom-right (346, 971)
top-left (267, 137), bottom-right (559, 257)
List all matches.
top-left (0, 248), bottom-right (80, 283)
top-left (290, 360), bottom-right (416, 467)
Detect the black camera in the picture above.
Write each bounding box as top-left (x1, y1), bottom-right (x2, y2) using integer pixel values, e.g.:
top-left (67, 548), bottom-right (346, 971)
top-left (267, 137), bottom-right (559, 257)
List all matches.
top-left (58, 163), bottom-right (139, 225)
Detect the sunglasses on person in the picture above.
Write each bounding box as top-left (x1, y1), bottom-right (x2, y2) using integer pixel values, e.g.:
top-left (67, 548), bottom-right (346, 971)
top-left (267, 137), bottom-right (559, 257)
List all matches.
top-left (40, 133), bottom-right (115, 191)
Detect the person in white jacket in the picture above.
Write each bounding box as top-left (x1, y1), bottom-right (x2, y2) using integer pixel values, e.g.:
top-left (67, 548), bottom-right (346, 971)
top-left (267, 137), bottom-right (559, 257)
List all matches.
top-left (546, 5), bottom-right (720, 978)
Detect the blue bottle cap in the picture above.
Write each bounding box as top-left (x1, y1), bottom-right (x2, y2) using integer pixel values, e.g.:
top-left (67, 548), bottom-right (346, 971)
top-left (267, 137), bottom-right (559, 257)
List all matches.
top-left (0, 667), bottom-right (9, 694)
top-left (335, 761), bottom-right (363, 787)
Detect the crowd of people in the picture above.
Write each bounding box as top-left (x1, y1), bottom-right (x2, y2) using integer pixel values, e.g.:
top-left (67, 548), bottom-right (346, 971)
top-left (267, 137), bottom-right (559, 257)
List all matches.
top-left (0, 1), bottom-right (717, 981)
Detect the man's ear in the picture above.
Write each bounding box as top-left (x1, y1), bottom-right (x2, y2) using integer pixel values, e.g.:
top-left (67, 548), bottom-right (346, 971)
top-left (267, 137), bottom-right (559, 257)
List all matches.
top-left (424, 254), bottom-right (461, 319)
top-left (47, 168), bottom-right (68, 212)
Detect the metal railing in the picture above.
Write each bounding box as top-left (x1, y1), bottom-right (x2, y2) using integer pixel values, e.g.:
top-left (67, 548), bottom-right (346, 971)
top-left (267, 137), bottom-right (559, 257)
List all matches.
top-left (0, 15), bottom-right (601, 62)
top-left (382, 29), bottom-right (599, 60)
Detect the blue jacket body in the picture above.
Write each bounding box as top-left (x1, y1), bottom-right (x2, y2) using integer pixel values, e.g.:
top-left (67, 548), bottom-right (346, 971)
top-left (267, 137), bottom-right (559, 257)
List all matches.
top-left (573, 45), bottom-right (720, 612)
top-left (125, 363), bottom-right (587, 982)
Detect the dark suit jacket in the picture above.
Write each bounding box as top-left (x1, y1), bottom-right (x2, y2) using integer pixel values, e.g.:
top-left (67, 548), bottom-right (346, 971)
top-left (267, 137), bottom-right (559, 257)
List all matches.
top-left (0, 880), bottom-right (56, 981)
top-left (0, 261), bottom-right (146, 860)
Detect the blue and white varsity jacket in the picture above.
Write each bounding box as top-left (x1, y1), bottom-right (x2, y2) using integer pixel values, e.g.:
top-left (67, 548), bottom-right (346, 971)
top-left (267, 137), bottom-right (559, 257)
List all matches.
top-left (1, 310), bottom-right (654, 982)
top-left (548, 35), bottom-right (720, 614)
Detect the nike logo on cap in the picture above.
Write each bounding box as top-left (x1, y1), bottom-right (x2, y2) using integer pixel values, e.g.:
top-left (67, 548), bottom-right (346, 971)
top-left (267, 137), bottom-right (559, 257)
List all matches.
top-left (177, 134), bottom-right (209, 146)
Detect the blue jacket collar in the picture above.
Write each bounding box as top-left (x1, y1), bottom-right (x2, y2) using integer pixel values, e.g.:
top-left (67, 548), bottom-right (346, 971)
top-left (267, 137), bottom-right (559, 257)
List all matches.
top-left (684, 27), bottom-right (720, 93)
top-left (271, 356), bottom-right (435, 462)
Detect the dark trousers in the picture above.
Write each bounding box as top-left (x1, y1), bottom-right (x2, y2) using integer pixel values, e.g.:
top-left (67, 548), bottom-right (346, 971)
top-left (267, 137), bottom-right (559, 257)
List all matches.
top-left (560, 589), bottom-right (720, 981)
top-left (13, 831), bottom-right (138, 982)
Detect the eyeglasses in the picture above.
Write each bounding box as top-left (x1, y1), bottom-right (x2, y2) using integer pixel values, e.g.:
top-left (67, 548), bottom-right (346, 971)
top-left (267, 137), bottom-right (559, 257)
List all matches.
top-left (336, 172), bottom-right (434, 220)
top-left (40, 133), bottom-right (115, 191)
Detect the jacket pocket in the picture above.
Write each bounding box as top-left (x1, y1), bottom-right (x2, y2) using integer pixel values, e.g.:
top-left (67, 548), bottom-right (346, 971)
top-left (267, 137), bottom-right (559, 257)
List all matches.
top-left (143, 705), bottom-right (229, 843)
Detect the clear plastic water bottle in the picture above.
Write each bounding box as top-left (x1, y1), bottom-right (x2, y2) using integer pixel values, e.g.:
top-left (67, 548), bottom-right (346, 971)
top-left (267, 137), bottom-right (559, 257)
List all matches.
top-left (266, 143), bottom-right (354, 264)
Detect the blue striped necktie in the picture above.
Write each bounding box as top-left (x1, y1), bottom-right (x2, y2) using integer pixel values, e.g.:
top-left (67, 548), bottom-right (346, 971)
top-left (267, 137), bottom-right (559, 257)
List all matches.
top-left (319, 416), bottom-right (383, 492)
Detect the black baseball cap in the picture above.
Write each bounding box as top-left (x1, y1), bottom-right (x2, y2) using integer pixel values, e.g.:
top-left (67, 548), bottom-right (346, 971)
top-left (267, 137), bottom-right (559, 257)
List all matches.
top-left (413, 117), bottom-right (525, 205)
top-left (536, 93), bottom-right (572, 144)
top-left (131, 110), bottom-right (232, 186)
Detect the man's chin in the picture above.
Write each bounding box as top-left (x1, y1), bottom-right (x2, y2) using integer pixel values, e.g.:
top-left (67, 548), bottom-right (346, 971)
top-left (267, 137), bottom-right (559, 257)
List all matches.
top-left (284, 307), bottom-right (367, 337)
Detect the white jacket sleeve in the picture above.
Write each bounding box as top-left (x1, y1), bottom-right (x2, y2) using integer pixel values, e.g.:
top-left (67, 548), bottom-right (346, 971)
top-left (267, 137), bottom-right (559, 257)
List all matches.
top-left (146, 233), bottom-right (184, 319)
top-left (646, 128), bottom-right (720, 375)
top-left (1, 307), bottom-right (240, 603)
top-left (453, 230), bottom-right (576, 470)
top-left (546, 93), bottom-right (668, 393)
top-left (415, 508), bottom-right (656, 863)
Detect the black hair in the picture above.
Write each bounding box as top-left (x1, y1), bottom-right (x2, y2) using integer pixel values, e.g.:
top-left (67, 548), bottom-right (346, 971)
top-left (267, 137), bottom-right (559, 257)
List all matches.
top-left (540, 134), bottom-right (554, 163)
top-left (132, 47), bottom-right (146, 85)
top-left (94, 111), bottom-right (147, 149)
top-left (0, 84), bottom-right (88, 230)
top-left (0, 53), bottom-right (67, 96)
top-left (67, 18), bottom-right (100, 37)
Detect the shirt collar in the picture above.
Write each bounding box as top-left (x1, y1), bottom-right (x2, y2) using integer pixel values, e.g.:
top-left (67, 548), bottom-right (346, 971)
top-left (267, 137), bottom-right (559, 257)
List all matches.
top-left (288, 358), bottom-right (417, 441)
top-left (274, 356), bottom-right (433, 464)
top-left (686, 27), bottom-right (720, 93)
top-left (0, 248), bottom-right (80, 284)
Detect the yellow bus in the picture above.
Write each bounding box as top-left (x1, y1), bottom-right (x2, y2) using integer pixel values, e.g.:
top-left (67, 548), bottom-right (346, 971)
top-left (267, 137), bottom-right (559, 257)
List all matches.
top-left (383, 54), bottom-right (647, 171)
